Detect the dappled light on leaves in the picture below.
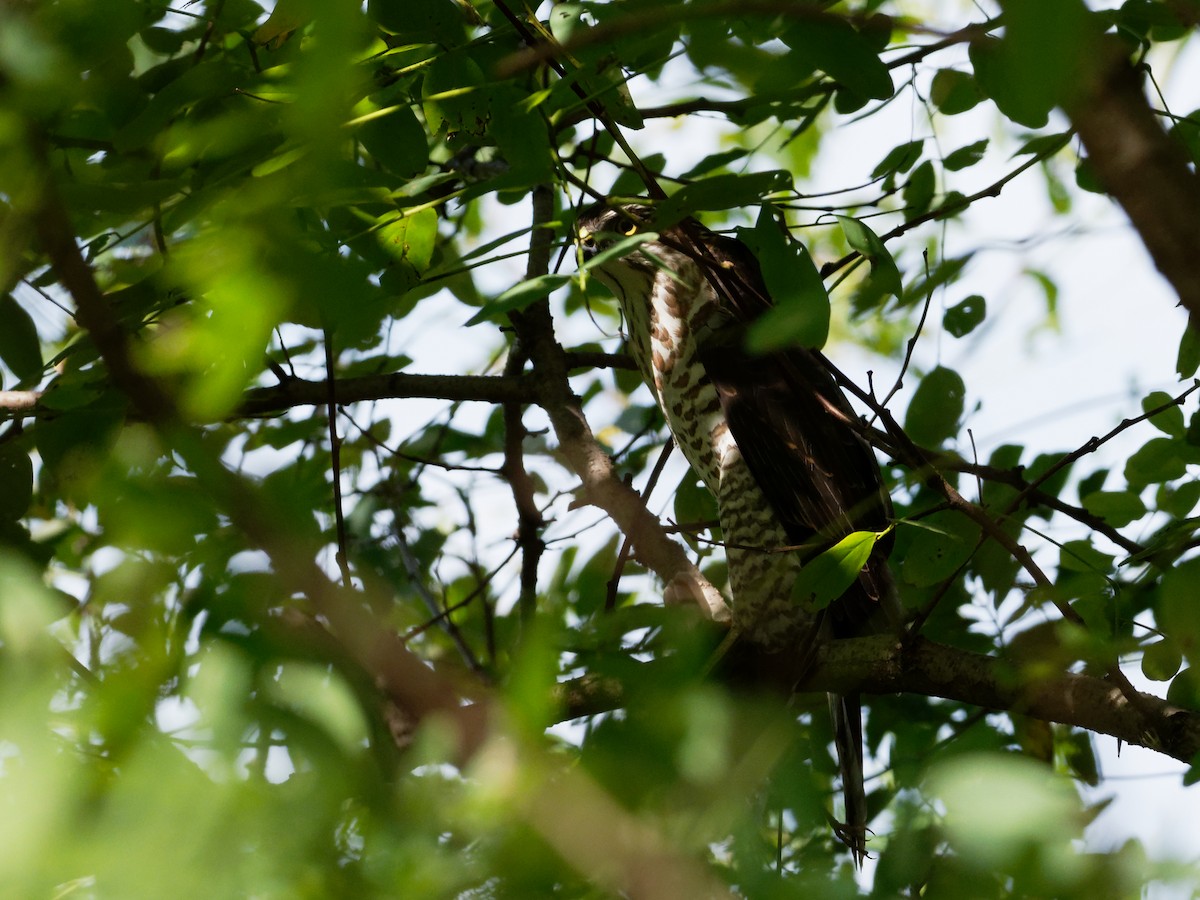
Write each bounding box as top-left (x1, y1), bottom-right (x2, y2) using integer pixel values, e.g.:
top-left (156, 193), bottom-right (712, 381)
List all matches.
top-left (1, 0), bottom-right (1199, 896)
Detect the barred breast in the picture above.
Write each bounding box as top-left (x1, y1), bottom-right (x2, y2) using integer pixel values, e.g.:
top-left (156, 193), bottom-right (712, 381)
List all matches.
top-left (620, 264), bottom-right (811, 648)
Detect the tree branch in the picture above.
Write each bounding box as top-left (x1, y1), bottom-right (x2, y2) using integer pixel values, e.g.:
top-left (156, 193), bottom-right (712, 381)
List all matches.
top-left (237, 371), bottom-right (538, 416)
top-left (1067, 52), bottom-right (1200, 324)
top-left (555, 635), bottom-right (1200, 764)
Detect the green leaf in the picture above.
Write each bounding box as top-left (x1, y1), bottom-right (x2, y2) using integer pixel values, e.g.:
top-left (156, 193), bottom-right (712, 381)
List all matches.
top-left (579, 231), bottom-right (661, 276)
top-left (781, 18), bottom-right (894, 100)
top-left (943, 139), bottom-right (988, 172)
top-left (1167, 667), bottom-right (1200, 710)
top-left (1141, 639), bottom-right (1183, 682)
top-left (943, 294), bottom-right (986, 337)
top-left (1059, 539), bottom-right (1113, 574)
top-left (1013, 131), bottom-right (1073, 159)
top-left (1170, 107), bottom-right (1200, 167)
top-left (1178, 322), bottom-right (1200, 378)
top-left (1061, 730), bottom-right (1099, 787)
top-left (930, 69), bottom-right (983, 115)
top-left (369, 0), bottom-right (467, 43)
top-left (489, 87), bottom-right (554, 181)
top-left (928, 753), bottom-right (1082, 865)
top-left (657, 171), bottom-right (790, 221)
top-left (1125, 437), bottom-right (1187, 487)
top-left (741, 207), bottom-right (830, 351)
top-left (790, 530), bottom-right (884, 610)
top-left (0, 443), bottom-right (33, 521)
top-left (1142, 390), bottom-right (1185, 437)
top-left (904, 366), bottom-right (965, 447)
top-left (1075, 158), bottom-right (1107, 194)
top-left (903, 160), bottom-right (935, 220)
top-left (900, 512), bottom-right (981, 587)
top-left (1158, 558), bottom-right (1200, 662)
top-left (357, 104), bottom-right (428, 179)
top-left (251, 145), bottom-right (308, 178)
top-left (1159, 480), bottom-right (1200, 518)
top-left (1081, 490), bottom-right (1147, 527)
top-left (871, 140), bottom-right (923, 180)
top-left (377, 208), bottom-right (438, 273)
top-left (672, 473), bottom-right (718, 536)
top-left (0, 294), bottom-right (43, 382)
top-left (973, 2), bottom-right (1101, 129)
top-left (835, 215), bottom-right (902, 300)
top-left (465, 274), bottom-right (571, 325)
top-left (421, 51), bottom-right (489, 140)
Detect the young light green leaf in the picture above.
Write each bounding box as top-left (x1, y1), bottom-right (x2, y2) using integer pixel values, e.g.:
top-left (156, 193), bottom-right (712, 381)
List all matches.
top-left (790, 530), bottom-right (883, 610)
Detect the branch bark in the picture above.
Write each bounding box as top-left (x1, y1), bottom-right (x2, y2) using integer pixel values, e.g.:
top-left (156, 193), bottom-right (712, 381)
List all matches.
top-left (555, 635), bottom-right (1200, 764)
top-left (1067, 51), bottom-right (1200, 324)
top-left (238, 371), bottom-right (537, 415)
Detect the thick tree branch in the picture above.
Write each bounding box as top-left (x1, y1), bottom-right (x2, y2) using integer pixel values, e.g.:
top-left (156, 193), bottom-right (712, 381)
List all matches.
top-left (238, 371), bottom-right (538, 416)
top-left (555, 636), bottom-right (1200, 764)
top-left (1067, 52), bottom-right (1200, 323)
top-left (505, 186), bottom-right (553, 626)
top-left (3, 353), bottom-right (634, 420)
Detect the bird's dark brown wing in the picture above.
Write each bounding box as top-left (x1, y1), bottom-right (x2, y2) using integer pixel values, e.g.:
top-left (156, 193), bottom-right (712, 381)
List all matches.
top-left (678, 221), bottom-right (896, 634)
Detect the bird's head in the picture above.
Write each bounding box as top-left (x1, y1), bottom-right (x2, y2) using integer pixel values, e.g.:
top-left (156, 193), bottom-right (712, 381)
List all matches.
top-left (576, 202), bottom-right (657, 263)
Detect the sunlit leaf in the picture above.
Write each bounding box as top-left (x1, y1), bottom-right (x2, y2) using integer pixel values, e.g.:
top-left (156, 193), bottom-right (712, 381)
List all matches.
top-left (791, 530), bottom-right (885, 610)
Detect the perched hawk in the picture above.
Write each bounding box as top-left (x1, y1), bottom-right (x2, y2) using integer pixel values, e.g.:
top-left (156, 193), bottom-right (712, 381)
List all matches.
top-left (577, 202), bottom-right (900, 863)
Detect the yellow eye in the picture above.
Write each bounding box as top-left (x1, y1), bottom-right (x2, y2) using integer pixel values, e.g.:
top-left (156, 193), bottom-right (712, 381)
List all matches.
top-left (623, 224), bottom-right (638, 236)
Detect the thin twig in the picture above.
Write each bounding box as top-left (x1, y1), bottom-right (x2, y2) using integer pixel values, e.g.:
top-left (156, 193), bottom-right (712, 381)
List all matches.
top-left (606, 438), bottom-right (675, 612)
top-left (876, 248), bottom-right (934, 416)
top-left (323, 331), bottom-right (354, 587)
